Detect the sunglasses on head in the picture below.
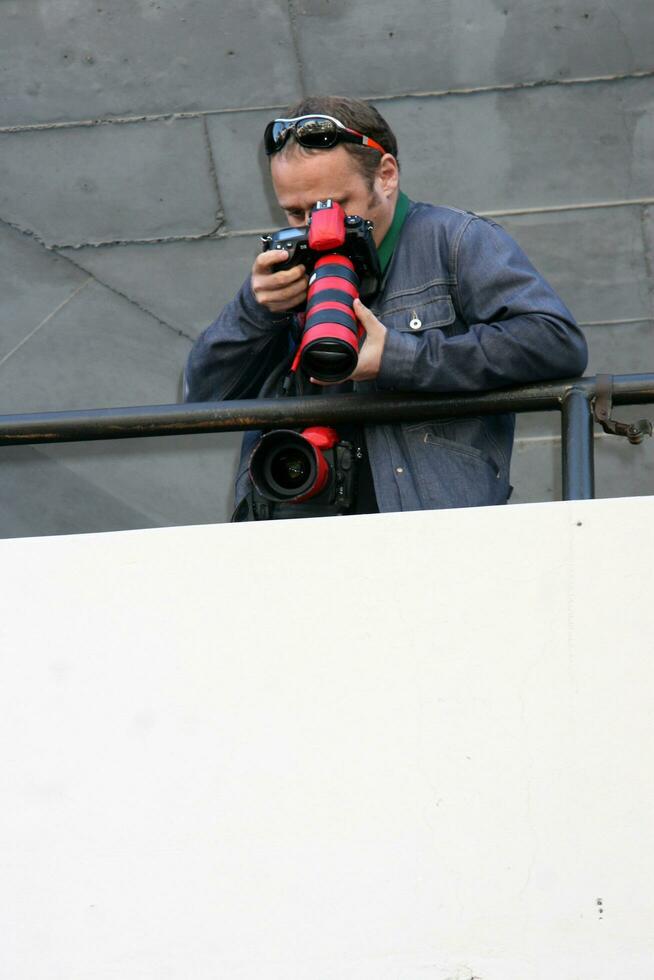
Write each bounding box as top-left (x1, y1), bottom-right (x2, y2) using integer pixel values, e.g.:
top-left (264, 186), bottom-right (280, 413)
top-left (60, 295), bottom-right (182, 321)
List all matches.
top-left (264, 114), bottom-right (386, 157)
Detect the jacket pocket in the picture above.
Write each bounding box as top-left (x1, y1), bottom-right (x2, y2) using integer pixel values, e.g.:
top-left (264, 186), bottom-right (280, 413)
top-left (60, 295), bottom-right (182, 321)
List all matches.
top-left (404, 419), bottom-right (509, 509)
top-left (379, 285), bottom-right (457, 335)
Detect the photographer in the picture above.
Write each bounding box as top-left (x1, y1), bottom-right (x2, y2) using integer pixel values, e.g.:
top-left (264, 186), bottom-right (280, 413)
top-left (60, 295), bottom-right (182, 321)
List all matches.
top-left (184, 96), bottom-right (588, 519)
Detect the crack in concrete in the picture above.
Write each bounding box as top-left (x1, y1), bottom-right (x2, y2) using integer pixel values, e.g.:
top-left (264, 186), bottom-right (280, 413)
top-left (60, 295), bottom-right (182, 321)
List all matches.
top-left (55, 249), bottom-right (196, 343)
top-left (2, 68), bottom-right (652, 134)
top-left (201, 115), bottom-right (227, 232)
top-left (0, 213), bottom-right (51, 249)
top-left (0, 277), bottom-right (93, 370)
top-left (54, 231), bottom-right (225, 250)
top-left (286, 0), bottom-right (307, 99)
top-left (640, 205), bottom-right (654, 320)
top-left (0, 211), bottom-right (195, 344)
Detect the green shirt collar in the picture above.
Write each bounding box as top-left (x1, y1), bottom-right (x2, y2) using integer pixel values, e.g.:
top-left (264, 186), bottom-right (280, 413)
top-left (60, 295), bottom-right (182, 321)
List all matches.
top-left (376, 191), bottom-right (411, 276)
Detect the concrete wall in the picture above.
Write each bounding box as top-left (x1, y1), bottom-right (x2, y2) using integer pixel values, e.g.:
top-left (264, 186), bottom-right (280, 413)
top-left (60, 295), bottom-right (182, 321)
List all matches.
top-left (1, 0), bottom-right (653, 536)
top-left (2, 498), bottom-right (654, 977)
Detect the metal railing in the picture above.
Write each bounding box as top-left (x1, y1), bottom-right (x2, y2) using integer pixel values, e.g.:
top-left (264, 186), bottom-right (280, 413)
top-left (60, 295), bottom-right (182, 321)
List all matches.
top-left (1, 373), bottom-right (652, 501)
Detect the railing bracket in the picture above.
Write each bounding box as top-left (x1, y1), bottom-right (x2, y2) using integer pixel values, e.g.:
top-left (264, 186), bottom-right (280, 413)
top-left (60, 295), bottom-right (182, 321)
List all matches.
top-left (593, 374), bottom-right (653, 445)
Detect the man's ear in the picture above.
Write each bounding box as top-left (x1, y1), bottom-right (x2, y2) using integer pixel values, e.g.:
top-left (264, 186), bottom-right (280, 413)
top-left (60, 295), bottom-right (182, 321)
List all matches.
top-left (377, 153), bottom-right (400, 197)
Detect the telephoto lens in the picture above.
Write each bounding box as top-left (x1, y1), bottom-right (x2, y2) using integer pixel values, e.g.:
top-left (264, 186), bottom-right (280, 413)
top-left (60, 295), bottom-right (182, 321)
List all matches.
top-left (299, 254), bottom-right (361, 383)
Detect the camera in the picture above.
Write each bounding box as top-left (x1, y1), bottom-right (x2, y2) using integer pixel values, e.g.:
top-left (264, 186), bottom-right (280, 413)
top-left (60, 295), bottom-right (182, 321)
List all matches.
top-left (261, 200), bottom-right (381, 383)
top-left (246, 426), bottom-right (357, 520)
top-left (240, 200), bottom-right (378, 522)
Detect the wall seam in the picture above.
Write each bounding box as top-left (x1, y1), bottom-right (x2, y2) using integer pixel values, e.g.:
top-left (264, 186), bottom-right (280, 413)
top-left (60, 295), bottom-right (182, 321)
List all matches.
top-left (369, 67), bottom-right (654, 102)
top-left (579, 316), bottom-right (654, 327)
top-left (2, 67), bottom-right (652, 134)
top-left (640, 205), bottom-right (654, 320)
top-left (33, 197), bottom-right (654, 249)
top-left (201, 116), bottom-right (227, 232)
top-left (209, 199), bottom-right (654, 237)
top-left (0, 209), bottom-right (221, 253)
top-left (481, 199), bottom-right (654, 217)
top-left (515, 433), bottom-right (609, 444)
top-left (286, 0), bottom-right (307, 99)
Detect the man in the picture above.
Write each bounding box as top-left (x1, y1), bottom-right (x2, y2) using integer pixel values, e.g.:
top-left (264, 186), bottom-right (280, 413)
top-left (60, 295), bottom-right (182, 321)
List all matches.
top-left (185, 96), bottom-right (588, 518)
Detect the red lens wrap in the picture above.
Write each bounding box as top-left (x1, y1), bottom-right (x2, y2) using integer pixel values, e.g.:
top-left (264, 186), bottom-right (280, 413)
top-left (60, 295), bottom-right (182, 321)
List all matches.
top-left (294, 445), bottom-right (330, 502)
top-left (308, 203), bottom-right (347, 251)
top-left (306, 301), bottom-right (355, 320)
top-left (308, 276), bottom-right (358, 300)
top-left (315, 253), bottom-right (354, 270)
top-left (301, 426), bottom-right (339, 450)
top-left (298, 250), bottom-right (360, 380)
top-left (293, 427), bottom-right (340, 501)
top-left (308, 256), bottom-right (358, 309)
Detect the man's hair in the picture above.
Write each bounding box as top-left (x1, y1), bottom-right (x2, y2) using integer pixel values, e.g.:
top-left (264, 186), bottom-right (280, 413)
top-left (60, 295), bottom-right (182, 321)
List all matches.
top-left (278, 95), bottom-right (399, 187)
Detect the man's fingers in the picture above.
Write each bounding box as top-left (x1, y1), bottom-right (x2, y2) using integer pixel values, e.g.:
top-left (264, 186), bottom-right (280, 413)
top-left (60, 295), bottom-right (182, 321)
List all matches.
top-left (257, 277), bottom-right (308, 312)
top-left (353, 297), bottom-right (379, 330)
top-left (253, 250), bottom-right (305, 282)
top-left (251, 247), bottom-right (308, 310)
top-left (256, 248), bottom-right (291, 271)
top-left (260, 266), bottom-right (306, 291)
top-left (260, 276), bottom-right (307, 304)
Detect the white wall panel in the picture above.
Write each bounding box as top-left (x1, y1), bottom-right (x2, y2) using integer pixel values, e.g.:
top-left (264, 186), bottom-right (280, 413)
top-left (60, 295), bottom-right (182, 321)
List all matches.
top-left (1, 499), bottom-right (652, 978)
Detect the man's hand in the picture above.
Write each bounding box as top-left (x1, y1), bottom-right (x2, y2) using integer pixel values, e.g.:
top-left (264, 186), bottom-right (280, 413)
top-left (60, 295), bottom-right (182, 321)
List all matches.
top-left (310, 298), bottom-right (388, 385)
top-left (251, 249), bottom-right (308, 314)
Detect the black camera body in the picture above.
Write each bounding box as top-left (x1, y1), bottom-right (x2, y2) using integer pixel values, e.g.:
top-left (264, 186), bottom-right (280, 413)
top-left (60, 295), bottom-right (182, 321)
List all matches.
top-left (261, 203), bottom-right (381, 302)
top-left (248, 440), bottom-right (357, 520)
top-left (236, 426), bottom-right (358, 521)
top-left (262, 201), bottom-right (381, 383)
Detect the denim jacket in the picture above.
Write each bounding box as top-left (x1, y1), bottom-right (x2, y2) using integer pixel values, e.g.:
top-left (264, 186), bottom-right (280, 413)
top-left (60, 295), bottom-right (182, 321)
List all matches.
top-left (184, 201), bottom-right (588, 513)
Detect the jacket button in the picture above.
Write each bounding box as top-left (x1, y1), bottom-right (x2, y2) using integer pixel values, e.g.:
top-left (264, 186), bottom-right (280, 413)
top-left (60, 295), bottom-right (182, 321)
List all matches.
top-left (396, 467), bottom-right (404, 474)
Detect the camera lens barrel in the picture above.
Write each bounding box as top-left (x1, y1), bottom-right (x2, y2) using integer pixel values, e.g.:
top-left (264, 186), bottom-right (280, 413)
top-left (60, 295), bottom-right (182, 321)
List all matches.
top-left (249, 429), bottom-right (331, 503)
top-left (298, 254), bottom-right (360, 383)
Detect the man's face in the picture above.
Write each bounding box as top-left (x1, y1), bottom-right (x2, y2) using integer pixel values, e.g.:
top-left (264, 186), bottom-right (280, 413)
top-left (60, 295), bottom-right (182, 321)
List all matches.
top-left (270, 144), bottom-right (397, 246)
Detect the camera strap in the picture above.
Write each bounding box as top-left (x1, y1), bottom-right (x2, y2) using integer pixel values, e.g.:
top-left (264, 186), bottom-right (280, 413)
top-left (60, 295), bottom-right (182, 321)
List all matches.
top-left (281, 313), bottom-right (306, 394)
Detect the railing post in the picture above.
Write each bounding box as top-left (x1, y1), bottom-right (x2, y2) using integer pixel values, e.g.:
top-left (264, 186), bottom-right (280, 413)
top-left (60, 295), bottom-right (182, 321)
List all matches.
top-left (561, 387), bottom-right (595, 500)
